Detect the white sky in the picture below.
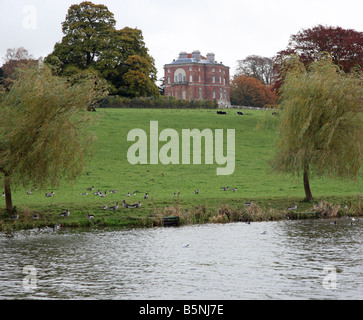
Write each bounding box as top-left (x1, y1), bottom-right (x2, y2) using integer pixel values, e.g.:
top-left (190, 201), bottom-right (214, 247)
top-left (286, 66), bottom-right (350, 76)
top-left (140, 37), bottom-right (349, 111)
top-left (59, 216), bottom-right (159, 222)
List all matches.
top-left (1, 0), bottom-right (362, 80)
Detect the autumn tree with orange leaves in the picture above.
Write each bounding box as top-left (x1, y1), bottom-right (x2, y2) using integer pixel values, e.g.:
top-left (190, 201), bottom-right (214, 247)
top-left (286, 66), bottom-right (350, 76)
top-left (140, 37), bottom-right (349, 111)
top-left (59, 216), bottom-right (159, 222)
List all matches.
top-left (230, 75), bottom-right (277, 108)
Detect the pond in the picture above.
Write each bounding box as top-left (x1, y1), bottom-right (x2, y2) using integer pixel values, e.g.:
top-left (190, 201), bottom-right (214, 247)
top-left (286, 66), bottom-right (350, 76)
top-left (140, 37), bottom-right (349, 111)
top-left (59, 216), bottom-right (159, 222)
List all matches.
top-left (1, 218), bottom-right (362, 300)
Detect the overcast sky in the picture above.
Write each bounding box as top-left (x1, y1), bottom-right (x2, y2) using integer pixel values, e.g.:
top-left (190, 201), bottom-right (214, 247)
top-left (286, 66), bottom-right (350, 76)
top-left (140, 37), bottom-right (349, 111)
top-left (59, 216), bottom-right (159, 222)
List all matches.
top-left (1, 0), bottom-right (363, 80)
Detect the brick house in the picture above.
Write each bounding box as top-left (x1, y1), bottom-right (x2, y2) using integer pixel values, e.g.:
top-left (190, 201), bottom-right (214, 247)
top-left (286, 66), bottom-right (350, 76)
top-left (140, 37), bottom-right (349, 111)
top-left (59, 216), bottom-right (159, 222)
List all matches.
top-left (164, 51), bottom-right (230, 107)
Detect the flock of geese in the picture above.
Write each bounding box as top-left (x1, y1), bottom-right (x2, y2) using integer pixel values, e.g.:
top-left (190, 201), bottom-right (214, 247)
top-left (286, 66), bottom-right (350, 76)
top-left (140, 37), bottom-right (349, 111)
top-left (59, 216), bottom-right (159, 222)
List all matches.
top-left (2, 185), bottom-right (359, 227)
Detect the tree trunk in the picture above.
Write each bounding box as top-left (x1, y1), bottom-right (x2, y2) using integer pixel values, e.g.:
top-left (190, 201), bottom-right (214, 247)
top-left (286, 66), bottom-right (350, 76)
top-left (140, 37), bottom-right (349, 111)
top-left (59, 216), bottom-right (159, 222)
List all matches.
top-left (4, 173), bottom-right (13, 214)
top-left (303, 166), bottom-right (313, 201)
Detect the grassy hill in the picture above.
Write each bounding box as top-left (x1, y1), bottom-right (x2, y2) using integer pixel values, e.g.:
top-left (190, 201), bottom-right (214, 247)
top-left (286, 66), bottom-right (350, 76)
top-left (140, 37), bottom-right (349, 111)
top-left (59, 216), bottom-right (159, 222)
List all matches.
top-left (1, 108), bottom-right (362, 230)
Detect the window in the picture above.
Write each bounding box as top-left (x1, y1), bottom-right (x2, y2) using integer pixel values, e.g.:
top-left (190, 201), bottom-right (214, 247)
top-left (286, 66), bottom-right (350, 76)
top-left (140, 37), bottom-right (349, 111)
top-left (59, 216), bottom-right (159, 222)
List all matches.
top-left (168, 77), bottom-right (171, 84)
top-left (199, 88), bottom-right (203, 100)
top-left (223, 78), bottom-right (226, 85)
top-left (189, 75), bottom-right (193, 82)
top-left (220, 88), bottom-right (223, 100)
top-left (168, 69), bottom-right (170, 73)
top-left (219, 68), bottom-right (222, 72)
top-left (219, 76), bottom-right (222, 83)
top-left (212, 76), bottom-right (216, 83)
top-left (199, 75), bottom-right (201, 83)
top-left (212, 91), bottom-right (216, 99)
top-left (212, 68), bottom-right (215, 72)
top-left (174, 68), bottom-right (186, 83)
top-left (189, 67), bottom-right (193, 71)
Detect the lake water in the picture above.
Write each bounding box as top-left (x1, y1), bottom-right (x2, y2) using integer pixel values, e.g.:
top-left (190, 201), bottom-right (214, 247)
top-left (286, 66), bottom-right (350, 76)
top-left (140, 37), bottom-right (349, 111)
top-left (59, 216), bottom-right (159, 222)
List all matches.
top-left (1, 218), bottom-right (362, 300)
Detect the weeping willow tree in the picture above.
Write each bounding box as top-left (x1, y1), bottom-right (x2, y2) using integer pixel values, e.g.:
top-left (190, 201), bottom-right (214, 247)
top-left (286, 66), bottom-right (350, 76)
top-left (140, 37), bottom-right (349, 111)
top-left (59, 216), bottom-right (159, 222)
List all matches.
top-left (272, 54), bottom-right (363, 201)
top-left (0, 65), bottom-right (106, 213)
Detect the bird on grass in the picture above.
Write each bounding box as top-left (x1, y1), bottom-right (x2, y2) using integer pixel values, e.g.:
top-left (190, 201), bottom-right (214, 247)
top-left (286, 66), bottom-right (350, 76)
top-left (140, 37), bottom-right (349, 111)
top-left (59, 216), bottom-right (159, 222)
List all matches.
top-left (59, 209), bottom-right (70, 217)
top-left (87, 212), bottom-right (94, 220)
top-left (244, 200), bottom-right (253, 207)
top-left (87, 186), bottom-right (94, 191)
top-left (45, 192), bottom-right (55, 197)
top-left (287, 203), bottom-right (297, 210)
top-left (221, 187), bottom-right (229, 191)
top-left (109, 202), bottom-right (119, 210)
top-left (102, 205), bottom-right (108, 210)
top-left (144, 193), bottom-right (149, 199)
top-left (194, 190), bottom-right (199, 194)
top-left (230, 188), bottom-right (238, 192)
top-left (99, 191), bottom-right (107, 198)
top-left (124, 201), bottom-right (141, 209)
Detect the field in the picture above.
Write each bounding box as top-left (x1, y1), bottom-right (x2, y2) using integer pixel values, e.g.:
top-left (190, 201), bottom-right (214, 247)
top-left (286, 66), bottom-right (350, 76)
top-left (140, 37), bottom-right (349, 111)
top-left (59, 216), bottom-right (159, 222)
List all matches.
top-left (1, 108), bottom-right (362, 230)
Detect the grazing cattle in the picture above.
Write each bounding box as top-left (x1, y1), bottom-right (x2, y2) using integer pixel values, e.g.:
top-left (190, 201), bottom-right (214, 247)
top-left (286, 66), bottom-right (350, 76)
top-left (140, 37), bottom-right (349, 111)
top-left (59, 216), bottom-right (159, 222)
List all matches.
top-left (217, 111), bottom-right (227, 115)
top-left (237, 111), bottom-right (244, 115)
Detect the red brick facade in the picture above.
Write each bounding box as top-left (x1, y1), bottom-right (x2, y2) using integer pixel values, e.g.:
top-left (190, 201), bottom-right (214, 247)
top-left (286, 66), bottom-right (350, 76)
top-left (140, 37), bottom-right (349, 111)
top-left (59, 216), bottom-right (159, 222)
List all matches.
top-left (164, 51), bottom-right (230, 107)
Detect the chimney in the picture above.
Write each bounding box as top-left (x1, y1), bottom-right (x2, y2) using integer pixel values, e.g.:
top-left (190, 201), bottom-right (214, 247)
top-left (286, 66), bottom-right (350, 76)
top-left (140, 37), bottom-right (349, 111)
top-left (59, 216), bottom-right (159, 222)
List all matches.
top-left (179, 51), bottom-right (188, 59)
top-left (192, 50), bottom-right (201, 60)
top-left (207, 53), bottom-right (215, 63)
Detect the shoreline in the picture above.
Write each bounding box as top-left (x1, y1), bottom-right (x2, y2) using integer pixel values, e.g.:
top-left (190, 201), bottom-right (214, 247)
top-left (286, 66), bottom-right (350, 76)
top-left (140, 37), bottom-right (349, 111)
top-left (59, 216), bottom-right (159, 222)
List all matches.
top-left (1, 195), bottom-right (361, 232)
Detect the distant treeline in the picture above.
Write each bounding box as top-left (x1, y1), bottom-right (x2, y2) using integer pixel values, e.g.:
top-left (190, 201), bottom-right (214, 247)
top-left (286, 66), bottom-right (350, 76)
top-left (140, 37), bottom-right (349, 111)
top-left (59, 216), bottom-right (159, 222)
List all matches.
top-left (99, 96), bottom-right (219, 109)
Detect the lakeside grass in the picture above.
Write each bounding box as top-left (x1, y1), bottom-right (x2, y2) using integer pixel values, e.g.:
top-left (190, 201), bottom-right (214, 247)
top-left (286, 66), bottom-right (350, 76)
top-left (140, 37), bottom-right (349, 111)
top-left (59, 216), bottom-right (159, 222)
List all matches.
top-left (1, 108), bottom-right (362, 231)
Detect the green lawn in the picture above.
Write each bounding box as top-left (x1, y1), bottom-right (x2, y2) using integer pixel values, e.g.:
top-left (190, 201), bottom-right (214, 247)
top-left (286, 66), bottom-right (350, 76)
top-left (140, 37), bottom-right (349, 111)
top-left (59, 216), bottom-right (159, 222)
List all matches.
top-left (1, 108), bottom-right (362, 229)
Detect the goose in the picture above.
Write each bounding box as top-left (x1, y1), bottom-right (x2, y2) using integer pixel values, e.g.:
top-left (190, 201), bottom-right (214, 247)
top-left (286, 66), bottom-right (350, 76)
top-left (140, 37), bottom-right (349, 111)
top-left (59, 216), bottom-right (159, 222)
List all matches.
top-left (194, 190), bottom-right (199, 194)
top-left (244, 200), bottom-right (253, 207)
top-left (33, 213), bottom-right (39, 220)
top-left (221, 187), bottom-right (229, 191)
top-left (45, 192), bottom-right (54, 197)
top-left (59, 209), bottom-right (70, 217)
top-left (182, 243), bottom-right (189, 248)
top-left (93, 190), bottom-right (101, 195)
top-left (128, 201), bottom-right (141, 209)
top-left (87, 212), bottom-right (94, 220)
top-left (260, 230), bottom-right (267, 235)
top-left (230, 188), bottom-right (238, 192)
top-left (330, 220), bottom-right (337, 225)
top-left (80, 193), bottom-right (88, 196)
top-left (126, 192), bottom-right (131, 197)
top-left (344, 203), bottom-right (349, 210)
top-left (27, 190), bottom-right (32, 195)
top-left (173, 192), bottom-right (180, 196)
top-left (109, 202), bottom-right (119, 210)
top-left (131, 192), bottom-right (136, 196)
top-left (351, 217), bottom-right (359, 222)
top-left (110, 190), bottom-right (118, 194)
top-left (43, 226), bottom-right (55, 232)
top-left (144, 193), bottom-right (149, 199)
top-left (102, 205), bottom-right (108, 210)
top-left (11, 214), bottom-right (19, 221)
top-left (0, 192), bottom-right (5, 197)
top-left (123, 200), bottom-right (130, 208)
top-left (287, 203), bottom-right (297, 210)
top-left (54, 222), bottom-right (61, 231)
top-left (87, 186), bottom-right (94, 191)
top-left (99, 191), bottom-right (107, 198)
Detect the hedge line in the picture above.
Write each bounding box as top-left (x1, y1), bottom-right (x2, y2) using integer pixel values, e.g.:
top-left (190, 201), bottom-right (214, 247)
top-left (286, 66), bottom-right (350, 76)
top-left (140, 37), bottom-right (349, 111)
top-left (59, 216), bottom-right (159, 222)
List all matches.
top-left (99, 96), bottom-right (219, 109)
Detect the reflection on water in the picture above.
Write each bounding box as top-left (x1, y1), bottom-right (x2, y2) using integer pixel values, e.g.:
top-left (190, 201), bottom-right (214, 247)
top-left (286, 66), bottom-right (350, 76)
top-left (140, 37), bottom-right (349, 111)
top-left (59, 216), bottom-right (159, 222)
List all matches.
top-left (1, 218), bottom-right (362, 300)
